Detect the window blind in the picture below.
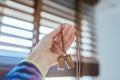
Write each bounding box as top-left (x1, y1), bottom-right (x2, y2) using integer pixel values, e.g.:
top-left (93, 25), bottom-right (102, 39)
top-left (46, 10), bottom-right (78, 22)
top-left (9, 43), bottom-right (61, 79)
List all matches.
top-left (39, 0), bottom-right (97, 60)
top-left (39, 0), bottom-right (76, 55)
top-left (0, 0), bottom-right (99, 79)
top-left (81, 3), bottom-right (96, 57)
top-left (0, 0), bottom-right (35, 54)
top-left (45, 0), bottom-right (99, 78)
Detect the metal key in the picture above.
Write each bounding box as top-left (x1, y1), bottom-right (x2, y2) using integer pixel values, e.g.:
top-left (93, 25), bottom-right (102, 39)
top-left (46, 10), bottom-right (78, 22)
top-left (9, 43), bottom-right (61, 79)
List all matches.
top-left (57, 55), bottom-right (65, 70)
top-left (65, 54), bottom-right (74, 69)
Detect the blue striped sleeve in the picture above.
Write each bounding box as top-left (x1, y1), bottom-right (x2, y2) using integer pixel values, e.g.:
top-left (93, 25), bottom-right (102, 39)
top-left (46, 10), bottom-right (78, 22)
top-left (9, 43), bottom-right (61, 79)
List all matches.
top-left (3, 61), bottom-right (44, 80)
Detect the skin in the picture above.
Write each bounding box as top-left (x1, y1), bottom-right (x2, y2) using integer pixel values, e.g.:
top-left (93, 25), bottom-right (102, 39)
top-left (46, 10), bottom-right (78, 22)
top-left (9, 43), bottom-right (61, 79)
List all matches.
top-left (27, 24), bottom-right (75, 75)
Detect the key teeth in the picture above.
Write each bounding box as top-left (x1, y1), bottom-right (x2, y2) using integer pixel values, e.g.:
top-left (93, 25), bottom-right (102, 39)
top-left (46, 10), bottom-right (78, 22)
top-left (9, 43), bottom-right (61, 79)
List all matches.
top-left (65, 61), bottom-right (74, 69)
top-left (57, 56), bottom-right (65, 71)
top-left (65, 54), bottom-right (74, 69)
top-left (57, 54), bottom-right (74, 70)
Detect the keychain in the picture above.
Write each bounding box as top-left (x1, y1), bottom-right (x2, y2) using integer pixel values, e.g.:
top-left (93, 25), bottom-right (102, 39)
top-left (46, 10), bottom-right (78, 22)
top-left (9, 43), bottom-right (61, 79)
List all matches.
top-left (57, 25), bottom-right (74, 70)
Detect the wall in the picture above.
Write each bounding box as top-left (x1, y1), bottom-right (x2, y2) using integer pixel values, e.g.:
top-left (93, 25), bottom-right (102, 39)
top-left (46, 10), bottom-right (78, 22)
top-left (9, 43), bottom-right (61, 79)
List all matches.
top-left (95, 4), bottom-right (120, 80)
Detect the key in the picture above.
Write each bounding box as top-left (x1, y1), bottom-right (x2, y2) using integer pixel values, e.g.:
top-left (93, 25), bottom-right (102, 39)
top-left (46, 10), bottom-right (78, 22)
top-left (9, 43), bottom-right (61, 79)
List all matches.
top-left (57, 25), bottom-right (74, 70)
top-left (65, 54), bottom-right (74, 69)
top-left (57, 55), bottom-right (65, 70)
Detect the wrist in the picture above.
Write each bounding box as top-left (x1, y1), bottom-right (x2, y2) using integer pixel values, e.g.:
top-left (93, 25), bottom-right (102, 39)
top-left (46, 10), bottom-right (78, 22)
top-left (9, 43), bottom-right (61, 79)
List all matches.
top-left (23, 59), bottom-right (46, 78)
top-left (27, 51), bottom-right (51, 75)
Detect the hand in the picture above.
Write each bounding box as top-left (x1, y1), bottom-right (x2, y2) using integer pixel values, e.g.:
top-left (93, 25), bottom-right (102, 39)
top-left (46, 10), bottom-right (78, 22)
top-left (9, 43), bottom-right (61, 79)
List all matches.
top-left (27, 24), bottom-right (75, 74)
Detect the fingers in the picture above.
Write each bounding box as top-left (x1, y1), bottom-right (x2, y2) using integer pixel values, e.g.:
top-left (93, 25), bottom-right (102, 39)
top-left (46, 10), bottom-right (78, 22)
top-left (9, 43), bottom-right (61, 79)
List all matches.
top-left (51, 24), bottom-right (75, 53)
top-left (52, 40), bottom-right (62, 54)
top-left (60, 24), bottom-right (72, 43)
top-left (64, 34), bottom-right (75, 51)
top-left (62, 26), bottom-right (74, 44)
top-left (55, 24), bottom-right (71, 44)
top-left (49, 26), bottom-right (61, 38)
top-left (55, 24), bottom-right (74, 48)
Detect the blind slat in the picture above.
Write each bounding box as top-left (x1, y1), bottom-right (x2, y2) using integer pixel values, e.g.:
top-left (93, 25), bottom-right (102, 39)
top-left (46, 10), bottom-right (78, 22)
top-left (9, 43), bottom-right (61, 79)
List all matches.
top-left (0, 22), bottom-right (32, 32)
top-left (0, 45), bottom-right (31, 53)
top-left (0, 13), bottom-right (33, 23)
top-left (1, 16), bottom-right (34, 30)
top-left (0, 32), bottom-right (32, 40)
top-left (51, 0), bottom-right (76, 10)
top-left (12, 0), bottom-right (35, 7)
top-left (43, 0), bottom-right (75, 16)
top-left (2, 9), bottom-right (33, 22)
top-left (41, 12), bottom-right (75, 25)
top-left (0, 36), bottom-right (33, 47)
top-left (0, 2), bottom-right (34, 15)
top-left (40, 18), bottom-right (60, 29)
top-left (42, 5), bottom-right (75, 21)
top-left (0, 41), bottom-right (31, 49)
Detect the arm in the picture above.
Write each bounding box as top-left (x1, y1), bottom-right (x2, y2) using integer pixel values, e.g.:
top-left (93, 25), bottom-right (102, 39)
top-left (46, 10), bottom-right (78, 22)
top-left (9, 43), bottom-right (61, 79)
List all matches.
top-left (3, 61), bottom-right (44, 80)
top-left (3, 24), bottom-right (75, 80)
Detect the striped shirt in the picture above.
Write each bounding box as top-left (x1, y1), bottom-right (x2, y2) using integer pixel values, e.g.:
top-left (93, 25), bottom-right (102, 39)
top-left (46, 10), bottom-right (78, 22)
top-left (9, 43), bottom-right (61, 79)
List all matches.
top-left (3, 60), bottom-right (45, 80)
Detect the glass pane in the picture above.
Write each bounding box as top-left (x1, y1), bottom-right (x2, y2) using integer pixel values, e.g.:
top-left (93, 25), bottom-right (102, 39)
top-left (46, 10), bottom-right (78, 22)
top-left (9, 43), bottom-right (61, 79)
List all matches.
top-left (1, 26), bottom-right (33, 38)
top-left (0, 36), bottom-right (32, 47)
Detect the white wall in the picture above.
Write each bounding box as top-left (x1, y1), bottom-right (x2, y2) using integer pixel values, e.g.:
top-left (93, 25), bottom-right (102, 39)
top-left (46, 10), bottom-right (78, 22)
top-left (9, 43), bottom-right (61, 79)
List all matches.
top-left (95, 4), bottom-right (120, 80)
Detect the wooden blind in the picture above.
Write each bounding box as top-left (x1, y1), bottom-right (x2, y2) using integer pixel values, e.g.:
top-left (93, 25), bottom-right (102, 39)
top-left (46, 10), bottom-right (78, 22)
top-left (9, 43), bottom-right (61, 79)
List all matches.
top-left (39, 0), bottom-right (76, 55)
top-left (46, 0), bottom-right (99, 77)
top-left (0, 0), bottom-right (99, 78)
top-left (81, 3), bottom-right (96, 57)
top-left (0, 0), bottom-right (35, 54)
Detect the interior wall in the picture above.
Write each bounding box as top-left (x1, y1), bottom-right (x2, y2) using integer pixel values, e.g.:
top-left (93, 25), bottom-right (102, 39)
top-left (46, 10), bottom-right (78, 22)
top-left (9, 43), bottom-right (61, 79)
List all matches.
top-left (95, 4), bottom-right (120, 80)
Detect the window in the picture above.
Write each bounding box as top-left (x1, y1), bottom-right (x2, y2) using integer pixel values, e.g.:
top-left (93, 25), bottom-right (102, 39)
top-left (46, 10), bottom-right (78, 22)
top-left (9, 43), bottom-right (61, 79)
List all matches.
top-left (0, 0), bottom-right (99, 79)
top-left (39, 0), bottom-right (99, 80)
top-left (0, 0), bottom-right (34, 56)
top-left (81, 3), bottom-right (96, 57)
top-left (39, 0), bottom-right (76, 56)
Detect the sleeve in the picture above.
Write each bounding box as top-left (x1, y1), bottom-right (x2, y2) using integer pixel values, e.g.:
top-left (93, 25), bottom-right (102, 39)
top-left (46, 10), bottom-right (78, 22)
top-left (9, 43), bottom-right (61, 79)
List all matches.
top-left (3, 59), bottom-right (45, 80)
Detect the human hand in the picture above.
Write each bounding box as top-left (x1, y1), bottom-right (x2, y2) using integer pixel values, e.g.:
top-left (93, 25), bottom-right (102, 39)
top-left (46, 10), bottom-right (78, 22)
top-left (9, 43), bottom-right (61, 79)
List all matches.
top-left (27, 24), bottom-right (75, 74)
